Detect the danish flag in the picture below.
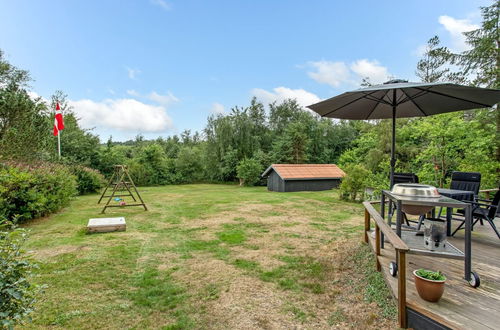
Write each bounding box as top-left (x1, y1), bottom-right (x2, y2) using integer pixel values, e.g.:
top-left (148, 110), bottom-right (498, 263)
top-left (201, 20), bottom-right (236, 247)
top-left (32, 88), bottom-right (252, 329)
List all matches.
top-left (53, 102), bottom-right (64, 136)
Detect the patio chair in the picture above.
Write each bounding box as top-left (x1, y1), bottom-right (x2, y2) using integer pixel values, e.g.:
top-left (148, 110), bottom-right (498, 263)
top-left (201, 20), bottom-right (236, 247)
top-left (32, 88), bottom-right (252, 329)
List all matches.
top-left (393, 172), bottom-right (419, 185)
top-left (450, 171), bottom-right (482, 200)
top-left (390, 172), bottom-right (419, 226)
top-left (452, 187), bottom-right (500, 239)
top-left (439, 171), bottom-right (482, 218)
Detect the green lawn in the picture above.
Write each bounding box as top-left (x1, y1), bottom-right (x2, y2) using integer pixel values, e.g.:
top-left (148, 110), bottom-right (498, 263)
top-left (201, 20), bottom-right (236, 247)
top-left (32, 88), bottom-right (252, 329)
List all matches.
top-left (21, 184), bottom-right (396, 329)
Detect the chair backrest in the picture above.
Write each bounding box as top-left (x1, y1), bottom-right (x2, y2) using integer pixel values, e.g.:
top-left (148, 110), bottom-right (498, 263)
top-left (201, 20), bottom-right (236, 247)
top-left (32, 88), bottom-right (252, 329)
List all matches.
top-left (487, 188), bottom-right (500, 219)
top-left (450, 172), bottom-right (481, 195)
top-left (393, 172), bottom-right (419, 184)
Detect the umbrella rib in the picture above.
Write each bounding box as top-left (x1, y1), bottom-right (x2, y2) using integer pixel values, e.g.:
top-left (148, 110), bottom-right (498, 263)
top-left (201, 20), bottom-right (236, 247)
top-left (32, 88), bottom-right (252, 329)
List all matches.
top-left (400, 89), bottom-right (428, 116)
top-left (322, 90), bottom-right (381, 117)
top-left (364, 89), bottom-right (391, 120)
top-left (363, 94), bottom-right (392, 105)
top-left (397, 88), bottom-right (429, 105)
top-left (364, 98), bottom-right (381, 120)
top-left (414, 87), bottom-right (494, 108)
top-left (396, 91), bottom-right (407, 104)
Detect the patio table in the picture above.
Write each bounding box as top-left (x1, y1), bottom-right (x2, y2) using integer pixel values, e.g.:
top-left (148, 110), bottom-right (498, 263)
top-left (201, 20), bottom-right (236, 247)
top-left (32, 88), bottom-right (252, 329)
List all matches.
top-left (437, 188), bottom-right (475, 236)
top-left (381, 190), bottom-right (476, 285)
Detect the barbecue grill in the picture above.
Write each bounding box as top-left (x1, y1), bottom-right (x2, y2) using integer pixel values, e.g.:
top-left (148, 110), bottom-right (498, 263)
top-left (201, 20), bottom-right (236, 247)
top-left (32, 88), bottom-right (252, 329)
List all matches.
top-left (391, 183), bottom-right (440, 215)
top-left (380, 187), bottom-right (480, 288)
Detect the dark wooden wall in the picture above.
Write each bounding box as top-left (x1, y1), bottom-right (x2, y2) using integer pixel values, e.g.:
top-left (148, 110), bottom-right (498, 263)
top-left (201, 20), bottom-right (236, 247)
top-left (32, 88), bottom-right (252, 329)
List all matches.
top-left (266, 170), bottom-right (340, 192)
top-left (267, 171), bottom-right (284, 191)
top-left (284, 179), bottom-right (340, 192)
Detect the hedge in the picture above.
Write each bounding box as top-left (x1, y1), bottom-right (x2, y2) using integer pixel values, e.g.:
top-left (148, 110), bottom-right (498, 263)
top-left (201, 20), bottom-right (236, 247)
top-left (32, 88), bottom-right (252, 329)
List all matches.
top-left (0, 162), bottom-right (104, 222)
top-left (69, 165), bottom-right (105, 195)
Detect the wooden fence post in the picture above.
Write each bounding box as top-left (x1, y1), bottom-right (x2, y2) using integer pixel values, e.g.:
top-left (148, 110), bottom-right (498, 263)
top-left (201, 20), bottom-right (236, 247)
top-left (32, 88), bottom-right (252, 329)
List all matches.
top-left (398, 250), bottom-right (407, 328)
top-left (375, 225), bottom-right (381, 271)
top-left (364, 209), bottom-right (370, 243)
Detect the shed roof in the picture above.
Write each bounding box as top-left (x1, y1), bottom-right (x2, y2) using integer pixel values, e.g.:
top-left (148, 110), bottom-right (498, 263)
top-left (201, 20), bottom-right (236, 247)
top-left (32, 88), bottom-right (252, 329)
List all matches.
top-left (262, 164), bottom-right (345, 180)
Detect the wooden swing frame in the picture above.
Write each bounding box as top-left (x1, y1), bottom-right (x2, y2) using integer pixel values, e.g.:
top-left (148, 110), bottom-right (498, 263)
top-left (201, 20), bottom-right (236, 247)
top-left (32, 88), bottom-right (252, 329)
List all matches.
top-left (98, 165), bottom-right (148, 213)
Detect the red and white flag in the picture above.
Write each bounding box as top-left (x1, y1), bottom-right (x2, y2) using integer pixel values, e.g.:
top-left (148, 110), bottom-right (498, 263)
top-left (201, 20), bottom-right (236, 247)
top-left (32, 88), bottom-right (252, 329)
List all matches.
top-left (53, 102), bottom-right (64, 136)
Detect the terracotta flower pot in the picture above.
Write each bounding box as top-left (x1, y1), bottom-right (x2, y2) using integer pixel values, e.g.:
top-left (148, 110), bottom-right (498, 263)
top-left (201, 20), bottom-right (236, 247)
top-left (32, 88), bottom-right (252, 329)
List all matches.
top-left (413, 270), bottom-right (445, 302)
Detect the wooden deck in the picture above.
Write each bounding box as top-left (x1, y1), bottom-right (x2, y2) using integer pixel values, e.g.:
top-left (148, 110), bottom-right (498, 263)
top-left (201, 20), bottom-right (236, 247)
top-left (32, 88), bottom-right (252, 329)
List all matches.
top-left (367, 221), bottom-right (500, 329)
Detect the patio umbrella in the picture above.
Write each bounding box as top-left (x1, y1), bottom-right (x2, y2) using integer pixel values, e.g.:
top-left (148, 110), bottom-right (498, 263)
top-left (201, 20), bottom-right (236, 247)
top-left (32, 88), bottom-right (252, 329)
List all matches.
top-left (307, 79), bottom-right (500, 187)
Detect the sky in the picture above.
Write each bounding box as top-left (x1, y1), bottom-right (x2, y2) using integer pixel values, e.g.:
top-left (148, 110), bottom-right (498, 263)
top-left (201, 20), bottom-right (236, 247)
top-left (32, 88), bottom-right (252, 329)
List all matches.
top-left (0, 0), bottom-right (491, 141)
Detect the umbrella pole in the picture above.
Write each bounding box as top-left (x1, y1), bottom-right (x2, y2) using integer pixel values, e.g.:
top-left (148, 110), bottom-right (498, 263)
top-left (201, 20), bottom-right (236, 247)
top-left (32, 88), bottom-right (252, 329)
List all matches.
top-left (390, 90), bottom-right (396, 188)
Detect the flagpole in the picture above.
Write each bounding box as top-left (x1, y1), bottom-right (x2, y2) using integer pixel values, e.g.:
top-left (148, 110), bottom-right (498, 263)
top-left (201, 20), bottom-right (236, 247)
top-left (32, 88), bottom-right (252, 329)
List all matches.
top-left (57, 130), bottom-right (61, 158)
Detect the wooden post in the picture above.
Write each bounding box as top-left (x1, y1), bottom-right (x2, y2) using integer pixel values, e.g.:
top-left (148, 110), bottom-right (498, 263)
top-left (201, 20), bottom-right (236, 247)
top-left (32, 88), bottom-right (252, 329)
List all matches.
top-left (397, 250), bottom-right (407, 328)
top-left (375, 224), bottom-right (381, 271)
top-left (364, 209), bottom-right (370, 243)
top-left (98, 170), bottom-right (117, 204)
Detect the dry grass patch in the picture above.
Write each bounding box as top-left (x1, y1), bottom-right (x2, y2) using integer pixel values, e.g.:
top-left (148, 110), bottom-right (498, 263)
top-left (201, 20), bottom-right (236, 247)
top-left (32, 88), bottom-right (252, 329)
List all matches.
top-left (22, 185), bottom-right (396, 329)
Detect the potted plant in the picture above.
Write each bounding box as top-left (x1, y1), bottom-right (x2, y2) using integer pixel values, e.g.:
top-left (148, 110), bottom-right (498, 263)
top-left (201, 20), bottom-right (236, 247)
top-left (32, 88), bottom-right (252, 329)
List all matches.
top-left (413, 269), bottom-right (446, 302)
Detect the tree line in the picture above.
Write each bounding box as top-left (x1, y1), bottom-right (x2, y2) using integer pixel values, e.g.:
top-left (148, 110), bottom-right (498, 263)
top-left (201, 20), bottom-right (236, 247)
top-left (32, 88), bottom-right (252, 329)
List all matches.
top-left (0, 1), bottom-right (498, 196)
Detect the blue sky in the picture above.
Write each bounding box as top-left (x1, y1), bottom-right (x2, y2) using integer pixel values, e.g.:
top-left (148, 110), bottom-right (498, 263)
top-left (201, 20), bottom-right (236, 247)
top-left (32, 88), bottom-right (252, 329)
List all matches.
top-left (0, 0), bottom-right (491, 141)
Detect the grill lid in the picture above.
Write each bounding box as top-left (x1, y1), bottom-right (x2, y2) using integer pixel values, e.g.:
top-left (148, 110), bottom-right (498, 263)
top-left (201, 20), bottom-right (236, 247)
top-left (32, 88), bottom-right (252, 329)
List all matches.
top-left (391, 183), bottom-right (440, 198)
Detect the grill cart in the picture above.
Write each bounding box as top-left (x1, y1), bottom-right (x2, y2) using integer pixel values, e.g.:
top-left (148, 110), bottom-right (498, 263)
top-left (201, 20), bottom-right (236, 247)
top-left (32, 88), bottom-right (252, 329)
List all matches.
top-left (380, 184), bottom-right (480, 288)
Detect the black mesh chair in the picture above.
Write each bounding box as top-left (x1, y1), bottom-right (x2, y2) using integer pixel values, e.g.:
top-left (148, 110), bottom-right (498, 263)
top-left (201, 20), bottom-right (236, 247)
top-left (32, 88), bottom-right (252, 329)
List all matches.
top-left (452, 187), bottom-right (500, 239)
top-left (394, 172), bottom-right (419, 185)
top-left (450, 171), bottom-right (482, 201)
top-left (438, 171), bottom-right (482, 219)
top-left (391, 172), bottom-right (419, 226)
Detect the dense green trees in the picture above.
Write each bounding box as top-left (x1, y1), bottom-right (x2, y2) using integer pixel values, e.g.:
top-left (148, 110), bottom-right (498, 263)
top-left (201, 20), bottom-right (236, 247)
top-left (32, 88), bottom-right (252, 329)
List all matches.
top-left (459, 1), bottom-right (500, 163)
top-left (237, 158), bottom-right (263, 186)
top-left (199, 97), bottom-right (360, 184)
top-left (337, 1), bottom-right (500, 199)
top-left (95, 98), bottom-right (360, 186)
top-left (0, 2), bottom-right (498, 194)
top-left (0, 51), bottom-right (52, 160)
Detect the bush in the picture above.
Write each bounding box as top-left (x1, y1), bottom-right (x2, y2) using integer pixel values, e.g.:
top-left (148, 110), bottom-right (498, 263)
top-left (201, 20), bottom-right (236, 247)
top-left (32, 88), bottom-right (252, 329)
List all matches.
top-left (339, 164), bottom-right (370, 201)
top-left (175, 146), bottom-right (203, 183)
top-left (126, 144), bottom-right (177, 186)
top-left (0, 218), bottom-right (41, 328)
top-left (69, 165), bottom-right (105, 194)
top-left (0, 162), bottom-right (77, 222)
top-left (236, 158), bottom-right (262, 186)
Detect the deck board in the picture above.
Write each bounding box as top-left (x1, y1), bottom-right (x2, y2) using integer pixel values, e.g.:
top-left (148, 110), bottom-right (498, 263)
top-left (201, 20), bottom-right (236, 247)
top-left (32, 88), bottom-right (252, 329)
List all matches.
top-left (367, 222), bottom-right (500, 330)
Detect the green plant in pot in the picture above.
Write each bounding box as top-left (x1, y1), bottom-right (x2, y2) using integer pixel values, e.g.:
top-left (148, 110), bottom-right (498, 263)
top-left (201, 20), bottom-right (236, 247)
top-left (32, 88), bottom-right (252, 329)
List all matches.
top-left (413, 269), bottom-right (446, 302)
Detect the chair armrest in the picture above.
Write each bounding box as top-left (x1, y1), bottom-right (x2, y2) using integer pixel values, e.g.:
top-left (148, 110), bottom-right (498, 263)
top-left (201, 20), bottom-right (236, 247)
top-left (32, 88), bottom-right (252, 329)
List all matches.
top-left (467, 201), bottom-right (492, 209)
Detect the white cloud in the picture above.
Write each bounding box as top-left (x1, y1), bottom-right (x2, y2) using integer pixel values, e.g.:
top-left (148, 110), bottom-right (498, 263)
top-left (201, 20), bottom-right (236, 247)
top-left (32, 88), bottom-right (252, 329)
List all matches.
top-left (70, 98), bottom-right (173, 132)
top-left (28, 91), bottom-right (42, 100)
top-left (413, 44), bottom-right (428, 57)
top-left (28, 91), bottom-right (51, 105)
top-left (251, 87), bottom-right (321, 108)
top-left (210, 102), bottom-right (225, 114)
top-left (306, 59), bottom-right (390, 87)
top-left (151, 0), bottom-right (171, 11)
top-left (350, 59), bottom-right (390, 84)
top-left (126, 67), bottom-right (141, 79)
top-left (307, 61), bottom-right (350, 87)
top-left (126, 89), bottom-right (140, 97)
top-left (438, 15), bottom-right (479, 52)
top-left (147, 91), bottom-right (179, 107)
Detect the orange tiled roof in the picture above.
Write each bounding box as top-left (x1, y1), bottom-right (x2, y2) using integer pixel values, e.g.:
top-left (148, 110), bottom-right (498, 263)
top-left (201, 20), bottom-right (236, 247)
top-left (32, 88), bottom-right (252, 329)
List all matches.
top-left (263, 164), bottom-right (345, 180)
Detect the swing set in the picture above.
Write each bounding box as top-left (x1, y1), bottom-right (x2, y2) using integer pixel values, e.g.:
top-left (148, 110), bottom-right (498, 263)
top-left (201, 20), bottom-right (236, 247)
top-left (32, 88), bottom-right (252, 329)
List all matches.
top-left (98, 165), bottom-right (147, 213)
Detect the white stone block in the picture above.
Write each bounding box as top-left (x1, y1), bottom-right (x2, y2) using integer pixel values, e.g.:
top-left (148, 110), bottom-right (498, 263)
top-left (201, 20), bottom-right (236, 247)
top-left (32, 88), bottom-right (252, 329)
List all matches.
top-left (87, 217), bottom-right (126, 233)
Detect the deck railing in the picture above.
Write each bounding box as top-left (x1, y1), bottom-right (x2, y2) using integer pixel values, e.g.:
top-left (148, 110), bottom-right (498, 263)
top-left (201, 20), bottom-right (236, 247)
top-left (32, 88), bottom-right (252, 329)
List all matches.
top-left (480, 188), bottom-right (499, 200)
top-left (363, 201), bottom-right (409, 328)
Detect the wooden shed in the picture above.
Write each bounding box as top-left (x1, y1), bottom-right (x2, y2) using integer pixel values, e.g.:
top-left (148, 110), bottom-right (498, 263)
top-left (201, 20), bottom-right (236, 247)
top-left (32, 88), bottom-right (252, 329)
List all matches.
top-left (261, 164), bottom-right (345, 192)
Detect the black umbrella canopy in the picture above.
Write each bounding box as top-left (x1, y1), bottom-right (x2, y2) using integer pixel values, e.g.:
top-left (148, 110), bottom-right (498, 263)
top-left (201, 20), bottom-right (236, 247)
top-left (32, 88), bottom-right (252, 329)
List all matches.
top-left (308, 79), bottom-right (500, 120)
top-left (307, 79), bottom-right (500, 187)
